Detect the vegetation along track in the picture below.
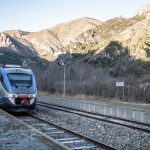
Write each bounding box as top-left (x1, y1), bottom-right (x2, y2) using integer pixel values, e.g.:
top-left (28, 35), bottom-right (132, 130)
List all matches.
top-left (16, 113), bottom-right (116, 150)
top-left (37, 102), bottom-right (150, 134)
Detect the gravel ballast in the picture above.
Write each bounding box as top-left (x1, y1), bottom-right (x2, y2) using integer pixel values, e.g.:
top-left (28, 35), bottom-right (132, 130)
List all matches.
top-left (36, 105), bottom-right (150, 150)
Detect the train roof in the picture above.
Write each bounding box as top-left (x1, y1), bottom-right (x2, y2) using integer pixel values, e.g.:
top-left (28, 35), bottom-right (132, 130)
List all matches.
top-left (0, 65), bottom-right (33, 75)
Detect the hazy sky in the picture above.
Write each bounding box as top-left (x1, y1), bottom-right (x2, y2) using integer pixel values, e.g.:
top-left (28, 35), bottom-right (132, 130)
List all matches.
top-left (0, 0), bottom-right (149, 32)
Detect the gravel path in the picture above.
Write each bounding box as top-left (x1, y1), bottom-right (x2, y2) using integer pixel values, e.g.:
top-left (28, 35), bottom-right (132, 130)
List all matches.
top-left (36, 105), bottom-right (150, 150)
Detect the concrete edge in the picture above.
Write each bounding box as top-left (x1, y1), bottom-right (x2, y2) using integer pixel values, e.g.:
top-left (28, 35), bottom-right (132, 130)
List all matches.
top-left (42, 96), bottom-right (150, 113)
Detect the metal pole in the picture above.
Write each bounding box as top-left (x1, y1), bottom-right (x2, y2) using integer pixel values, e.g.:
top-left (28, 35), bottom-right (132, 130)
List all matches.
top-left (116, 80), bottom-right (118, 101)
top-left (123, 80), bottom-right (125, 101)
top-left (116, 87), bottom-right (118, 101)
top-left (63, 64), bottom-right (66, 97)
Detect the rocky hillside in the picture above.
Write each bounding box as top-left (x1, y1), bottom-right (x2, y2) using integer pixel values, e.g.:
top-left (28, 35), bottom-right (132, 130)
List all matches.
top-left (63, 17), bottom-right (143, 54)
top-left (0, 32), bottom-right (37, 56)
top-left (0, 17), bottom-right (101, 61)
top-left (138, 4), bottom-right (150, 16)
top-left (0, 31), bottom-right (48, 68)
top-left (1, 13), bottom-right (149, 62)
top-left (5, 30), bottom-right (30, 38)
top-left (64, 15), bottom-right (149, 58)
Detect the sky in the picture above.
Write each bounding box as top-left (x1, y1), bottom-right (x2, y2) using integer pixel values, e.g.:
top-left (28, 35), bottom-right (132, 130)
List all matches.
top-left (0, 0), bottom-right (149, 32)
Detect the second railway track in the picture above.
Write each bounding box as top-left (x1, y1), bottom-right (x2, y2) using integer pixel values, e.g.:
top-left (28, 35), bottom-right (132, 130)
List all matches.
top-left (37, 102), bottom-right (150, 133)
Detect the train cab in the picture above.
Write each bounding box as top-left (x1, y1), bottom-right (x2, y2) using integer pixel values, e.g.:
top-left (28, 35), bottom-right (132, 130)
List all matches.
top-left (0, 65), bottom-right (37, 112)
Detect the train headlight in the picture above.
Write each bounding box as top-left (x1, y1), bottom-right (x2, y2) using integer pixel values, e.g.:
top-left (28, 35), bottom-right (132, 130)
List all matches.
top-left (29, 94), bottom-right (34, 97)
top-left (8, 94), bottom-right (18, 98)
top-left (30, 97), bottom-right (35, 104)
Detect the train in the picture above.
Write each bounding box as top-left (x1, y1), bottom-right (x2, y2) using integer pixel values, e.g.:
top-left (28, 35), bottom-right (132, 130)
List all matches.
top-left (0, 65), bottom-right (37, 112)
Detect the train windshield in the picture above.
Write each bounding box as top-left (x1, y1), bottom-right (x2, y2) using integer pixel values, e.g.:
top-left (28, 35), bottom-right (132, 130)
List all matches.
top-left (7, 73), bottom-right (32, 88)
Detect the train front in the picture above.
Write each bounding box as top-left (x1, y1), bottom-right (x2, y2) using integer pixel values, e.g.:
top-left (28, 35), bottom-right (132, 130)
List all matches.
top-left (0, 66), bottom-right (37, 112)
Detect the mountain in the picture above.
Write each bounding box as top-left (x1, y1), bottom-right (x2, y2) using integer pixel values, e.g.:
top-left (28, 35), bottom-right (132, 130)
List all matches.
top-left (63, 10), bottom-right (150, 61)
top-left (0, 31), bottom-right (47, 68)
top-left (1, 17), bottom-right (102, 61)
top-left (63, 17), bottom-right (142, 54)
top-left (23, 17), bottom-right (102, 60)
top-left (5, 30), bottom-right (30, 38)
top-left (2, 15), bottom-right (148, 62)
top-left (0, 32), bottom-right (36, 56)
top-left (113, 16), bottom-right (150, 60)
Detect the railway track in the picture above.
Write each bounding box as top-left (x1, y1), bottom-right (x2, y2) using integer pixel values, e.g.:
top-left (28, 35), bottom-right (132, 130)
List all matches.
top-left (16, 113), bottom-right (116, 150)
top-left (37, 102), bottom-right (150, 134)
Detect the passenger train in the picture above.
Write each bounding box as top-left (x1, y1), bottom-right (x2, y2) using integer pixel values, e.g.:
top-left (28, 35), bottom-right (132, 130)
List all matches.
top-left (0, 65), bottom-right (37, 112)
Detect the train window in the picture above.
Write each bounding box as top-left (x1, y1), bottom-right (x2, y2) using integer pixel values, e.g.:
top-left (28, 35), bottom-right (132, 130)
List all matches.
top-left (7, 73), bottom-right (32, 88)
top-left (0, 74), bottom-right (9, 92)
